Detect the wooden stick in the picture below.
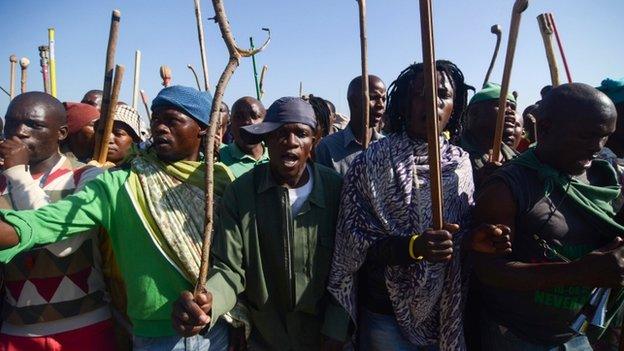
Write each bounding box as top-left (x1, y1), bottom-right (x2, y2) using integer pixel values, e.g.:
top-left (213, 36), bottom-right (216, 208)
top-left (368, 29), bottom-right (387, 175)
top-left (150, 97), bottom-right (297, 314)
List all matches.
top-left (38, 46), bottom-right (51, 94)
top-left (96, 65), bottom-right (125, 163)
top-left (483, 24), bottom-right (502, 88)
top-left (419, 0), bottom-right (443, 230)
top-left (299, 81), bottom-right (303, 97)
top-left (537, 14), bottom-right (560, 87)
top-left (195, 0), bottom-right (270, 294)
top-left (259, 64), bottom-right (268, 100)
top-left (547, 13), bottom-right (572, 83)
top-left (0, 86), bottom-right (10, 98)
top-left (187, 64), bottom-right (202, 90)
top-left (93, 9), bottom-right (121, 159)
top-left (132, 50), bottom-right (141, 109)
top-left (9, 55), bottom-right (17, 99)
top-left (160, 65), bottom-right (172, 87)
top-left (48, 28), bottom-right (57, 97)
top-left (490, 0), bottom-right (528, 162)
top-left (194, 0), bottom-right (211, 91)
top-left (19, 58), bottom-right (29, 94)
top-left (140, 89), bottom-right (151, 119)
top-left (250, 37), bottom-right (261, 100)
top-left (357, 0), bottom-right (371, 149)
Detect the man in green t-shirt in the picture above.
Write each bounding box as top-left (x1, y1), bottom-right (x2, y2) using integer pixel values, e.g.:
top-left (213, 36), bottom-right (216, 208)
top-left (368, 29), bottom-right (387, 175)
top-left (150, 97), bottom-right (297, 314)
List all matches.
top-left (219, 96), bottom-right (268, 178)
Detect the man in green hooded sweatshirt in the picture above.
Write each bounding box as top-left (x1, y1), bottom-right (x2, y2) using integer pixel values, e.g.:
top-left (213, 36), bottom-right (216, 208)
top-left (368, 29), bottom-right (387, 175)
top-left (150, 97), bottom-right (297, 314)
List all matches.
top-left (0, 86), bottom-right (235, 350)
top-left (473, 83), bottom-right (624, 350)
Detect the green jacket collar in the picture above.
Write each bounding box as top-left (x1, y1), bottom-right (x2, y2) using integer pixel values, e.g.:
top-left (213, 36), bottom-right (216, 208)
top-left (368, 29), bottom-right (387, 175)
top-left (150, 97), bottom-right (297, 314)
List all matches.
top-left (256, 162), bottom-right (326, 209)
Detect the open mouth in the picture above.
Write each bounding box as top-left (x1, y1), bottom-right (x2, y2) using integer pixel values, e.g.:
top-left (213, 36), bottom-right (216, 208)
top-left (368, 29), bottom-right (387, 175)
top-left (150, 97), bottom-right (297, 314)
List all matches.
top-left (281, 152), bottom-right (299, 168)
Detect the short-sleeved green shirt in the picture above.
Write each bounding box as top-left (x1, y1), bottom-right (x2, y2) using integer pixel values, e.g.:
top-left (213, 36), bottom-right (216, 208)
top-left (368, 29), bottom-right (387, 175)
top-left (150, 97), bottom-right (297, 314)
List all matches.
top-left (219, 142), bottom-right (269, 178)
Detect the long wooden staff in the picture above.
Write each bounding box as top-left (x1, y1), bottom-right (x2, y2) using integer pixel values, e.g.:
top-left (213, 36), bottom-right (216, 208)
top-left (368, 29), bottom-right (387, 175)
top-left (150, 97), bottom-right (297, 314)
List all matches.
top-left (96, 65), bottom-right (125, 163)
top-left (537, 14), bottom-right (560, 87)
top-left (93, 9), bottom-right (121, 159)
top-left (419, 0), bottom-right (443, 230)
top-left (160, 65), bottom-right (172, 87)
top-left (547, 13), bottom-right (572, 83)
top-left (195, 0), bottom-right (270, 294)
top-left (19, 58), bottom-right (29, 94)
top-left (250, 37), bottom-right (261, 100)
top-left (9, 55), bottom-right (17, 99)
top-left (132, 50), bottom-right (141, 109)
top-left (357, 0), bottom-right (371, 149)
top-left (483, 24), bottom-right (502, 88)
top-left (490, 0), bottom-right (528, 162)
top-left (140, 90), bottom-right (151, 119)
top-left (194, 0), bottom-right (211, 91)
top-left (38, 46), bottom-right (51, 94)
top-left (187, 64), bottom-right (202, 90)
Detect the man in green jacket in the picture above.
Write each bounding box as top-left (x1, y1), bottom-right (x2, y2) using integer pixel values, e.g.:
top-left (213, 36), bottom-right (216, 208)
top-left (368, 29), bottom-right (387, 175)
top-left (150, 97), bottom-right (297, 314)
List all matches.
top-left (0, 85), bottom-right (234, 350)
top-left (173, 97), bottom-right (350, 350)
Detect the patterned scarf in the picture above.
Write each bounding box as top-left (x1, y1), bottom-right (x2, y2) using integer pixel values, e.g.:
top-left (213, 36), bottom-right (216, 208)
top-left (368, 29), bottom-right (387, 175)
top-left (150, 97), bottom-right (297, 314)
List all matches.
top-left (328, 132), bottom-right (474, 350)
top-left (126, 150), bottom-right (233, 283)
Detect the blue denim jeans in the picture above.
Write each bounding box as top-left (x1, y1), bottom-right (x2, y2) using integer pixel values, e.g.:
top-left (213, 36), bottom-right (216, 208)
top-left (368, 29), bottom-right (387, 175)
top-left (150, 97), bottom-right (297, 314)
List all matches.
top-left (358, 308), bottom-right (438, 351)
top-left (481, 314), bottom-right (592, 351)
top-left (133, 319), bottom-right (229, 351)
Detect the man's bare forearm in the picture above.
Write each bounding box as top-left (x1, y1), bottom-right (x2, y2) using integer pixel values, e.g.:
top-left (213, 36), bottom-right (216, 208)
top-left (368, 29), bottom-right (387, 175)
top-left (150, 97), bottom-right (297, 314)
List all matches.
top-left (0, 220), bottom-right (19, 249)
top-left (474, 255), bottom-right (593, 291)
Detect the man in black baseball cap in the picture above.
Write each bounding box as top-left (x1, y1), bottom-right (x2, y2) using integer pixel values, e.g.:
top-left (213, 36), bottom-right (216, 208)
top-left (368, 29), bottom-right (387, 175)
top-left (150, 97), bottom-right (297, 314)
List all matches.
top-left (172, 97), bottom-right (351, 350)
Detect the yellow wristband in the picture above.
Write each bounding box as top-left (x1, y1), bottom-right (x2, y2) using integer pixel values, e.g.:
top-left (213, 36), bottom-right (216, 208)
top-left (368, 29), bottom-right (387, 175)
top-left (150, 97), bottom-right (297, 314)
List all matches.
top-left (409, 234), bottom-right (423, 261)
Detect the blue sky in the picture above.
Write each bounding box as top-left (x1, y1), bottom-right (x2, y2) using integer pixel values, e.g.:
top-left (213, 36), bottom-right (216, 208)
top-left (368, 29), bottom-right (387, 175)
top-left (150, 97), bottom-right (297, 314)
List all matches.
top-left (1, 0), bottom-right (622, 121)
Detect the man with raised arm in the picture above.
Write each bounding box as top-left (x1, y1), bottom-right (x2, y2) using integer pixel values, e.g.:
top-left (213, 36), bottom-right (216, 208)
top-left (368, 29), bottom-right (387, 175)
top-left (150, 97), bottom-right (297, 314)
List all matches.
top-left (0, 86), bottom-right (234, 350)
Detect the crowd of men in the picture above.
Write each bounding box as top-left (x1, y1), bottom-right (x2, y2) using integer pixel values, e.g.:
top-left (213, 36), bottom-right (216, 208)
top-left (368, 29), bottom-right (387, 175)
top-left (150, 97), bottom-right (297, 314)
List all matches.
top-left (0, 57), bottom-right (622, 351)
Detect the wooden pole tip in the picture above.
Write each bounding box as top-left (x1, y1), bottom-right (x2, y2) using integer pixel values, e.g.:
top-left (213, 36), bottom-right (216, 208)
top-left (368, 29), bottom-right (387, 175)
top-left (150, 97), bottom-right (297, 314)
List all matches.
top-left (491, 24), bottom-right (502, 34)
top-left (513, 0), bottom-right (529, 13)
top-left (112, 9), bottom-right (121, 19)
top-left (160, 65), bottom-right (172, 79)
top-left (9, 55), bottom-right (17, 63)
top-left (19, 57), bottom-right (30, 68)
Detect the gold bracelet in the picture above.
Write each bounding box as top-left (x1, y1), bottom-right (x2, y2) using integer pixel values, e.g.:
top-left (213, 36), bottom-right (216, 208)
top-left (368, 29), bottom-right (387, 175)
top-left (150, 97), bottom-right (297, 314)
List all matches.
top-left (409, 234), bottom-right (423, 261)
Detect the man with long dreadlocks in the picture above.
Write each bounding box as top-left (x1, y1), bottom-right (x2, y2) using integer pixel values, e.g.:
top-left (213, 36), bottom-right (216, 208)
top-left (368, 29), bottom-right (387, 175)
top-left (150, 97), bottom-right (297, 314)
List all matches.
top-left (314, 75), bottom-right (386, 176)
top-left (327, 60), bottom-right (511, 350)
top-left (308, 94), bottom-right (334, 138)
